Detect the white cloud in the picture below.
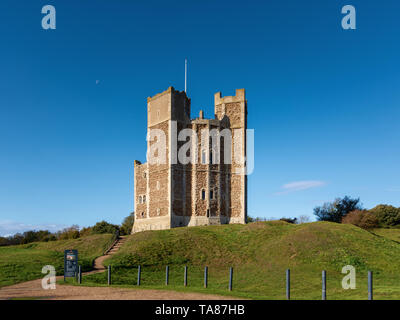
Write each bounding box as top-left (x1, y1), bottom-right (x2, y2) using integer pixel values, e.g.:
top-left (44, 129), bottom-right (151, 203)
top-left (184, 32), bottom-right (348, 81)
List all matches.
top-left (386, 188), bottom-right (400, 192)
top-left (0, 220), bottom-right (67, 237)
top-left (274, 180), bottom-right (326, 195)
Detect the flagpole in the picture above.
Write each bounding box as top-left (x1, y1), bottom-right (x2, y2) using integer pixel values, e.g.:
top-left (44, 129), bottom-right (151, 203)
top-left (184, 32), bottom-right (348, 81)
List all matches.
top-left (185, 58), bottom-right (187, 93)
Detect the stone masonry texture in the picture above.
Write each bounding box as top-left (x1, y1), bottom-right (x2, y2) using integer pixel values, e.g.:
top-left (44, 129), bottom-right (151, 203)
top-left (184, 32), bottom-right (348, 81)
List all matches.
top-left (132, 87), bottom-right (247, 233)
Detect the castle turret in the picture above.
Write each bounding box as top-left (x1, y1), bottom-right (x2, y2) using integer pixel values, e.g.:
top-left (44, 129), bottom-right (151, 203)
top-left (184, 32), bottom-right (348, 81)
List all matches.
top-left (214, 89), bottom-right (247, 223)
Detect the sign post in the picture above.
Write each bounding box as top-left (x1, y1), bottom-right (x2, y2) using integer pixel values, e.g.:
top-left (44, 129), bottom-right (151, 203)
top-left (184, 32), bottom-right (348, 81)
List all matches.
top-left (78, 265), bottom-right (82, 284)
top-left (64, 250), bottom-right (78, 282)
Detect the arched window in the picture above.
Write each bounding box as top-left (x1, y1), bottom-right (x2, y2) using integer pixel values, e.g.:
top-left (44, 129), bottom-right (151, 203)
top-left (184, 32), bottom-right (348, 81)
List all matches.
top-left (201, 150), bottom-right (207, 164)
top-left (139, 196), bottom-right (142, 204)
top-left (210, 190), bottom-right (214, 200)
top-left (141, 212), bottom-right (145, 217)
top-left (142, 195), bottom-right (146, 203)
top-left (201, 189), bottom-right (206, 200)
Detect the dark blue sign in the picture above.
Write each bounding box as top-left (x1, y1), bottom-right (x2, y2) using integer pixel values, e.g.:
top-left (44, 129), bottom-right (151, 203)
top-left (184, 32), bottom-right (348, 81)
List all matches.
top-left (64, 249), bottom-right (78, 278)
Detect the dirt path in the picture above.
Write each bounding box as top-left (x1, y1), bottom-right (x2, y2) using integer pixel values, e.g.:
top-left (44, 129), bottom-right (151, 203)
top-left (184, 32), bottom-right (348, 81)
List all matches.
top-left (0, 236), bottom-right (239, 300)
top-left (0, 278), bottom-right (238, 300)
top-left (89, 235), bottom-right (127, 272)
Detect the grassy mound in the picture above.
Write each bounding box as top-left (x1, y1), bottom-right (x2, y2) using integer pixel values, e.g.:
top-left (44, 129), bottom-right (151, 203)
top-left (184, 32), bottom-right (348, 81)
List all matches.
top-left (82, 221), bottom-right (400, 299)
top-left (0, 234), bottom-right (113, 287)
top-left (370, 228), bottom-right (400, 243)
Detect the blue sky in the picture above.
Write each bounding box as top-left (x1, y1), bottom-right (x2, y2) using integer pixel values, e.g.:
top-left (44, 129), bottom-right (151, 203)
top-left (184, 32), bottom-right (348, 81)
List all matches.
top-left (0, 0), bottom-right (399, 236)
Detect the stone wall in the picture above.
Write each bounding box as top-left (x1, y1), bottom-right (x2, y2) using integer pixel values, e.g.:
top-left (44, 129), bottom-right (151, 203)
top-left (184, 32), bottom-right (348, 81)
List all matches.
top-left (134, 161), bottom-right (147, 220)
top-left (132, 87), bottom-right (247, 234)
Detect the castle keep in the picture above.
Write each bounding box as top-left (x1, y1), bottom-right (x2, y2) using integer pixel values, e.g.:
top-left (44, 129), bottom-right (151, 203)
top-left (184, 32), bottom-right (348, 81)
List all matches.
top-left (131, 87), bottom-right (247, 233)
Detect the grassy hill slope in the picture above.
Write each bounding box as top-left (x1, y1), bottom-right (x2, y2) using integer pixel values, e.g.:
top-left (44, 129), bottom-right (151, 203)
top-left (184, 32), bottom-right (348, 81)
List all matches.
top-left (82, 221), bottom-right (400, 299)
top-left (0, 234), bottom-right (113, 287)
top-left (371, 228), bottom-right (400, 243)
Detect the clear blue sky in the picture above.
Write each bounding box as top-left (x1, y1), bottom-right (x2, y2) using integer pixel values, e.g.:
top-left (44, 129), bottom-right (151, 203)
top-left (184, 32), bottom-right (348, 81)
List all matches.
top-left (1, 0), bottom-right (399, 236)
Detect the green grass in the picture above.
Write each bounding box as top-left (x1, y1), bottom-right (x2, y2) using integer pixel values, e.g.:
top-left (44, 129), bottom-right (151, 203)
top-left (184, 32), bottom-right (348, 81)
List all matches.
top-left (371, 228), bottom-right (400, 243)
top-left (5, 222), bottom-right (400, 299)
top-left (77, 221), bottom-right (400, 300)
top-left (0, 234), bottom-right (113, 287)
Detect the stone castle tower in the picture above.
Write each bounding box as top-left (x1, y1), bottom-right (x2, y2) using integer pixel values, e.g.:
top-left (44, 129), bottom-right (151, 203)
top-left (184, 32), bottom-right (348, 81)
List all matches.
top-left (131, 87), bottom-right (247, 233)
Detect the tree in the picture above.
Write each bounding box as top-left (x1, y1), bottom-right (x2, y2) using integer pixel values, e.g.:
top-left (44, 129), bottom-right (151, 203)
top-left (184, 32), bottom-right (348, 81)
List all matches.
top-left (21, 230), bottom-right (53, 243)
top-left (369, 205), bottom-right (400, 227)
top-left (297, 215), bottom-right (311, 224)
top-left (246, 216), bottom-right (254, 223)
top-left (280, 217), bottom-right (297, 224)
top-left (247, 216), bottom-right (267, 223)
top-left (313, 196), bottom-right (362, 223)
top-left (120, 212), bottom-right (135, 235)
top-left (57, 225), bottom-right (80, 240)
top-left (91, 221), bottom-right (119, 235)
top-left (0, 237), bottom-right (8, 246)
top-left (342, 210), bottom-right (379, 229)
top-left (9, 233), bottom-right (24, 245)
top-left (79, 226), bottom-right (93, 237)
